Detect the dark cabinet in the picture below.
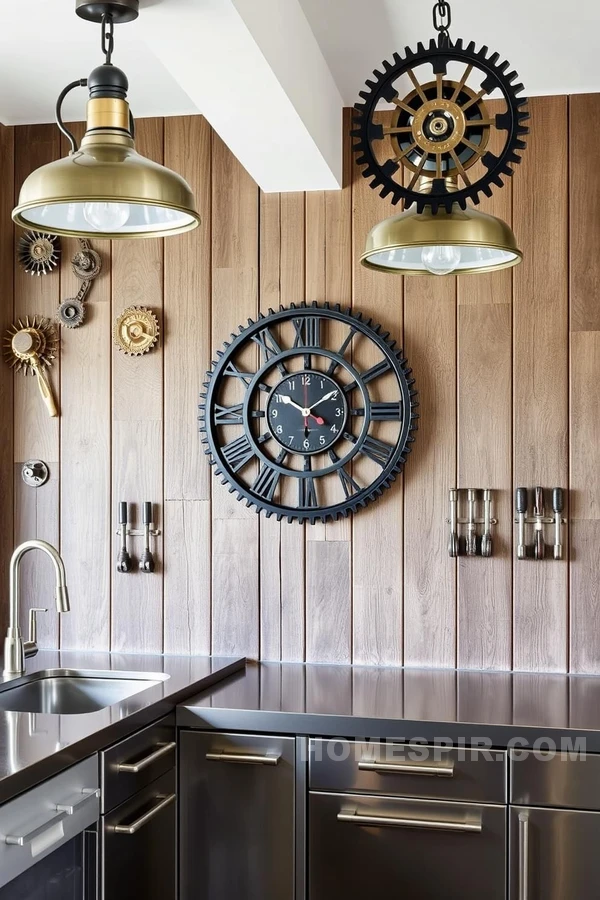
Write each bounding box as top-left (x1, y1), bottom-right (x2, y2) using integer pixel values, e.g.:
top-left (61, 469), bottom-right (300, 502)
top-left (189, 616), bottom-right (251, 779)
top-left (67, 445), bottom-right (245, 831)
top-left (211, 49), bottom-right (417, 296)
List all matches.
top-left (179, 731), bottom-right (296, 900)
top-left (309, 791), bottom-right (506, 900)
top-left (100, 715), bottom-right (176, 900)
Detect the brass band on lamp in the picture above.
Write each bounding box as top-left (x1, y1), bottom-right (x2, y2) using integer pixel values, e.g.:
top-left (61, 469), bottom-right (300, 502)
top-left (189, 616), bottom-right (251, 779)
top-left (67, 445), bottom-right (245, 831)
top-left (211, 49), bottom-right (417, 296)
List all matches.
top-left (361, 203), bottom-right (522, 276)
top-left (12, 3), bottom-right (200, 241)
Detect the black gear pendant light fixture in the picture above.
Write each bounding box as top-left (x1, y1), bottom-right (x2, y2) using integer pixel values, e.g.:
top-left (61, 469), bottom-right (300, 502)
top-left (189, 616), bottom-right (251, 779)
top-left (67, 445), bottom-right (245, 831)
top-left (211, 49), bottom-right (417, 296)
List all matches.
top-left (352, 0), bottom-right (529, 275)
top-left (12, 0), bottom-right (200, 240)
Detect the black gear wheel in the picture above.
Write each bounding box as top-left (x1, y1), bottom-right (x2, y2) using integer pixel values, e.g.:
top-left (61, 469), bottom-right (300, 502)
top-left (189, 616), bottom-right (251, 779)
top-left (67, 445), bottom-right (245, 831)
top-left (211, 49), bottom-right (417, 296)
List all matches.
top-left (57, 298), bottom-right (86, 329)
top-left (352, 37), bottom-right (529, 213)
top-left (199, 302), bottom-right (419, 524)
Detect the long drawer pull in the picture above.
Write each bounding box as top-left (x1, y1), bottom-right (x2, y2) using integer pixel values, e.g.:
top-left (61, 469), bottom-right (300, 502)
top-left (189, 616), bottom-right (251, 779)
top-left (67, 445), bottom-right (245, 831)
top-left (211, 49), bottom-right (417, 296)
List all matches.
top-left (117, 741), bottom-right (176, 773)
top-left (519, 812), bottom-right (529, 900)
top-left (337, 808), bottom-right (482, 834)
top-left (113, 793), bottom-right (175, 835)
top-left (56, 788), bottom-right (100, 815)
top-left (5, 810), bottom-right (68, 846)
top-left (205, 751), bottom-right (280, 766)
top-left (358, 759), bottom-right (455, 778)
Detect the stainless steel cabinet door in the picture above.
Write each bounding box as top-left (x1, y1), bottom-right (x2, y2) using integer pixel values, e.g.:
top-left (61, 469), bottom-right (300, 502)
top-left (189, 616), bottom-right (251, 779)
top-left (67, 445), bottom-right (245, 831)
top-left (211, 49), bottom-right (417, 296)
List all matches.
top-left (309, 792), bottom-right (506, 900)
top-left (510, 806), bottom-right (600, 899)
top-left (180, 731), bottom-right (296, 900)
top-left (101, 770), bottom-right (176, 900)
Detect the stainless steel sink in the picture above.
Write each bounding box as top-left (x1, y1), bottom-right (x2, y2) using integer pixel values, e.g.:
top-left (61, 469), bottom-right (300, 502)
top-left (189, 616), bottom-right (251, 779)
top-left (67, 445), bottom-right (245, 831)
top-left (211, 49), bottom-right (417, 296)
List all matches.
top-left (0, 669), bottom-right (169, 714)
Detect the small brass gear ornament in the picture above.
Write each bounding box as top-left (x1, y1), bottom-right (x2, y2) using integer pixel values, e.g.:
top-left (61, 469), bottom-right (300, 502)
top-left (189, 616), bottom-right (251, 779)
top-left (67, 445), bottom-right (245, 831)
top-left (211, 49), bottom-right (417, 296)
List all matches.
top-left (3, 315), bottom-right (60, 417)
top-left (17, 231), bottom-right (60, 277)
top-left (114, 306), bottom-right (160, 356)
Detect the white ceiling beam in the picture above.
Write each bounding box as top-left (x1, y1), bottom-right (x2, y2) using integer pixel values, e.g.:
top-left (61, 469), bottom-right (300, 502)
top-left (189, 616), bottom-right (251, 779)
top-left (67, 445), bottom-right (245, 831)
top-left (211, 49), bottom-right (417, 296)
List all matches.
top-left (140, 0), bottom-right (343, 192)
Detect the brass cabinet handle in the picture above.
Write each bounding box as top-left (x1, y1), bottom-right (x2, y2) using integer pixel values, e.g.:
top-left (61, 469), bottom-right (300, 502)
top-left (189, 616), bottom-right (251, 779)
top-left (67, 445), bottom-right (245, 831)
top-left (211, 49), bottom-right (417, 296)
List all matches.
top-left (358, 759), bottom-right (455, 778)
top-left (337, 808), bottom-right (482, 834)
top-left (519, 812), bottom-right (529, 900)
top-left (116, 741), bottom-right (176, 773)
top-left (113, 793), bottom-right (175, 835)
top-left (205, 751), bottom-right (281, 766)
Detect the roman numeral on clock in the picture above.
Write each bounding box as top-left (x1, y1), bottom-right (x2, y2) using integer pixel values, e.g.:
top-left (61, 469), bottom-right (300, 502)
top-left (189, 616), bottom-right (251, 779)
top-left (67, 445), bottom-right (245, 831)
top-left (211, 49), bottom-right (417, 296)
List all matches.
top-left (293, 317), bottom-right (321, 348)
top-left (362, 359), bottom-right (391, 384)
top-left (370, 401), bottom-right (402, 421)
top-left (298, 476), bottom-right (318, 508)
top-left (213, 403), bottom-right (243, 425)
top-left (360, 435), bottom-right (394, 467)
top-left (327, 328), bottom-right (357, 376)
top-left (252, 464), bottom-right (280, 501)
top-left (251, 327), bottom-right (287, 373)
top-left (221, 434), bottom-right (255, 472)
top-left (337, 466), bottom-right (361, 498)
top-left (223, 362), bottom-right (254, 386)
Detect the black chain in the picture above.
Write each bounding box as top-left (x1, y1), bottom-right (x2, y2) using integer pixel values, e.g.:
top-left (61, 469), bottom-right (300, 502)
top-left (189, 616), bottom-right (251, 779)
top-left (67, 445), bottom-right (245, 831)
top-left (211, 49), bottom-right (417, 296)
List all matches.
top-left (432, 0), bottom-right (451, 45)
top-left (101, 14), bottom-right (115, 64)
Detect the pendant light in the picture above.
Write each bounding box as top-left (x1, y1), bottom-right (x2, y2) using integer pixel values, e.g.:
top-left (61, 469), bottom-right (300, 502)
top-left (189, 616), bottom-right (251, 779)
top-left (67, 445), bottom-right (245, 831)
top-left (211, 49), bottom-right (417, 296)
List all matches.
top-left (12, 0), bottom-right (200, 240)
top-left (352, 0), bottom-right (529, 276)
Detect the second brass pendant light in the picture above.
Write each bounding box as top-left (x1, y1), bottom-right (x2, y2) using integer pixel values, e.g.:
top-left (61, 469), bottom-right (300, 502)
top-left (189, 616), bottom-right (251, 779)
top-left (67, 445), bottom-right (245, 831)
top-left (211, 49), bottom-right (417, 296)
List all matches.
top-left (12, 0), bottom-right (200, 240)
top-left (352, 0), bottom-right (529, 276)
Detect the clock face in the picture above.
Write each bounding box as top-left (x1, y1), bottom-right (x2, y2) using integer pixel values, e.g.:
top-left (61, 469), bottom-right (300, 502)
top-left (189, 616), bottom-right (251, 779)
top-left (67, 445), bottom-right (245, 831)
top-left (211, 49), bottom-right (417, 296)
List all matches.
top-left (266, 371), bottom-right (348, 455)
top-left (199, 303), bottom-right (419, 524)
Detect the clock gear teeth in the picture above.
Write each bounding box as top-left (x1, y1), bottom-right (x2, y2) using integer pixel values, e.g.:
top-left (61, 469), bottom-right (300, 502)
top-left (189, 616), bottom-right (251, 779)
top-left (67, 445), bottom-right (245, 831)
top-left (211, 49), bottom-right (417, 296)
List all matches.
top-left (113, 306), bottom-right (160, 356)
top-left (352, 36), bottom-right (529, 214)
top-left (57, 298), bottom-right (86, 329)
top-left (17, 231), bottom-right (61, 277)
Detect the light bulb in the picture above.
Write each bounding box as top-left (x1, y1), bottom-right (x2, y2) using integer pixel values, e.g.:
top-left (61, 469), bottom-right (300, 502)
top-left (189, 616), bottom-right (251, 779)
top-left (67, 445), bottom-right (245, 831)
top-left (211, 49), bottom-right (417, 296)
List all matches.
top-left (421, 245), bottom-right (462, 276)
top-left (83, 202), bottom-right (131, 232)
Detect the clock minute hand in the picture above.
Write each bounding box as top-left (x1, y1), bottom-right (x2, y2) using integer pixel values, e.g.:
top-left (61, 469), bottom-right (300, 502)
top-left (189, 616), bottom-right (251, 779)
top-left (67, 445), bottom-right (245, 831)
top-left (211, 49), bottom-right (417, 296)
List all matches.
top-left (308, 390), bottom-right (337, 411)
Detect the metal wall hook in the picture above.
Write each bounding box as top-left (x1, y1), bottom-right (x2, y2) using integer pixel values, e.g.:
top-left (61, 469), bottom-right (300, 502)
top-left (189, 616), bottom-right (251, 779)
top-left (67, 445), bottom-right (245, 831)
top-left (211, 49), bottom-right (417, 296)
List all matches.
top-left (514, 487), bottom-right (567, 560)
top-left (447, 488), bottom-right (497, 558)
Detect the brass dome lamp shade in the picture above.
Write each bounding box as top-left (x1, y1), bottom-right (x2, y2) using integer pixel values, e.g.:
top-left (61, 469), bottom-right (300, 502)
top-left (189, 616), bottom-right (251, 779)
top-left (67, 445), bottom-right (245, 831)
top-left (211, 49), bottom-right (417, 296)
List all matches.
top-left (352, 0), bottom-right (529, 276)
top-left (12, 0), bottom-right (200, 240)
top-left (361, 180), bottom-right (522, 277)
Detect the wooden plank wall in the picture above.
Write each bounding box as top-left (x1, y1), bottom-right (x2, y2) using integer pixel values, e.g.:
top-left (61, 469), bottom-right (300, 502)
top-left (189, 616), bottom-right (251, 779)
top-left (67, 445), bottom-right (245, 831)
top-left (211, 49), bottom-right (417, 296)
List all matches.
top-left (4, 95), bottom-right (600, 672)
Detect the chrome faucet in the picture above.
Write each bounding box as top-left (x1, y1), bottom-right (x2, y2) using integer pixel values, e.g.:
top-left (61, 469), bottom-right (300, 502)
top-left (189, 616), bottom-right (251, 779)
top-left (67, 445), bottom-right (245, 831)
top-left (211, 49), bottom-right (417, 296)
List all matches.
top-left (3, 540), bottom-right (70, 677)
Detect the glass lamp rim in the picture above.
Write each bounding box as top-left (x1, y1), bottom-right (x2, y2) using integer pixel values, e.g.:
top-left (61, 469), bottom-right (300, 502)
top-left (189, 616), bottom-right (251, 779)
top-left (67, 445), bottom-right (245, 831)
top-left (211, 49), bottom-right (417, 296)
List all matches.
top-left (360, 241), bottom-right (523, 276)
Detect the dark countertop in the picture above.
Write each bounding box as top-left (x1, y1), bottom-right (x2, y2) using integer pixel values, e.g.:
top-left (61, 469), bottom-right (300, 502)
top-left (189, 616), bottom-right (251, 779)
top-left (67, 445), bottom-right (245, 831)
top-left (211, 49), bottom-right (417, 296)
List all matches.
top-left (179, 662), bottom-right (600, 752)
top-left (0, 650), bottom-right (244, 804)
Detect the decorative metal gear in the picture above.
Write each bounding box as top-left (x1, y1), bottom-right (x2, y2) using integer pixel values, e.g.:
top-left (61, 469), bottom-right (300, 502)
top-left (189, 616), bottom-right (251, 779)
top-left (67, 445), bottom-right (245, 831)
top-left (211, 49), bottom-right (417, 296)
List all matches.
top-left (3, 315), bottom-right (59, 374)
top-left (114, 306), bottom-right (160, 356)
top-left (17, 231), bottom-right (61, 277)
top-left (199, 302), bottom-right (419, 524)
top-left (352, 37), bottom-right (529, 213)
top-left (58, 298), bottom-right (86, 329)
top-left (72, 245), bottom-right (102, 281)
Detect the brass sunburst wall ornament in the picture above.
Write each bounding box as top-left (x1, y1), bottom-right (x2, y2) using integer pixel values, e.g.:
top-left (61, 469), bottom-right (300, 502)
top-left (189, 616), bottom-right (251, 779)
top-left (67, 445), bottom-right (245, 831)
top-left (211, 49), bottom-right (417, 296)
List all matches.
top-left (17, 231), bottom-right (61, 277)
top-left (4, 316), bottom-right (60, 417)
top-left (352, 0), bottom-right (529, 276)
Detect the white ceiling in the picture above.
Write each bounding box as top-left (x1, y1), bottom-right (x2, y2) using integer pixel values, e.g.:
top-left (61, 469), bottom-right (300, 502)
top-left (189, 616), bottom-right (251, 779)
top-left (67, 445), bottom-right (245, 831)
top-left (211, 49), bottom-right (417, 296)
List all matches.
top-left (299, 0), bottom-right (600, 104)
top-left (0, 0), bottom-right (599, 192)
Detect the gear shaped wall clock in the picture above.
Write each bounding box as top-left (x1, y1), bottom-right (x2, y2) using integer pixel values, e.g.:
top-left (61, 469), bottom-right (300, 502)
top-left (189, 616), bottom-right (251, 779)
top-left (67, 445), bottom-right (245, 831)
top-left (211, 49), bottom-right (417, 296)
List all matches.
top-left (199, 303), bottom-right (418, 524)
top-left (352, 1), bottom-right (529, 214)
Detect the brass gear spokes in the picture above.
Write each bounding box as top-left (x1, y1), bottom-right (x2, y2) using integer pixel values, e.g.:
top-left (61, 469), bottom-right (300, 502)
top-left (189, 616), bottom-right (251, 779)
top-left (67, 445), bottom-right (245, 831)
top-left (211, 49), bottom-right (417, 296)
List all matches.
top-left (114, 306), bottom-right (160, 356)
top-left (352, 38), bottom-right (529, 213)
top-left (17, 231), bottom-right (61, 277)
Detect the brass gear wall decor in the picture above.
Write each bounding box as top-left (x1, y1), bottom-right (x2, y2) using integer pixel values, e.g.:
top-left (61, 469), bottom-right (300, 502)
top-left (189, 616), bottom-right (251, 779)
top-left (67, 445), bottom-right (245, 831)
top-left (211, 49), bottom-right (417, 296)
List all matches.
top-left (114, 306), bottom-right (160, 356)
top-left (58, 298), bottom-right (86, 328)
top-left (17, 231), bottom-right (61, 277)
top-left (3, 316), bottom-right (60, 417)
